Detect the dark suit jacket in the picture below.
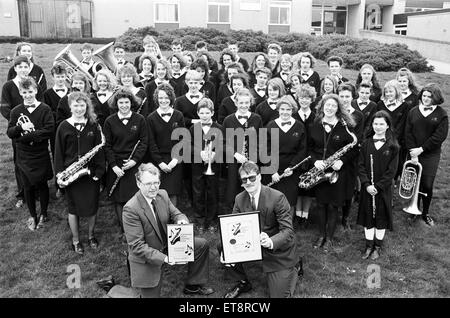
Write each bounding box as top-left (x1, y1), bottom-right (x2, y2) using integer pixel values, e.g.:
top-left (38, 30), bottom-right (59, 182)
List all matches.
top-left (232, 185), bottom-right (297, 273)
top-left (123, 189), bottom-right (189, 288)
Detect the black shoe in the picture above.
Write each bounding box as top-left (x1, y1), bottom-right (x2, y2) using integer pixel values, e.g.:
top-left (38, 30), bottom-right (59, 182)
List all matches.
top-left (322, 239), bottom-right (334, 253)
top-left (88, 237), bottom-right (99, 249)
top-left (72, 242), bottom-right (84, 255)
top-left (361, 247), bottom-right (373, 260)
top-left (224, 280), bottom-right (252, 298)
top-left (423, 215), bottom-right (435, 227)
top-left (196, 225), bottom-right (205, 235)
top-left (313, 236), bottom-right (325, 249)
top-left (295, 258), bottom-right (304, 277)
top-left (370, 246), bottom-right (380, 260)
top-left (207, 225), bottom-right (216, 234)
top-left (183, 285), bottom-right (215, 295)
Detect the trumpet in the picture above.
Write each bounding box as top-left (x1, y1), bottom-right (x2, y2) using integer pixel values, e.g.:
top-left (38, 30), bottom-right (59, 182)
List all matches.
top-left (399, 159), bottom-right (426, 215)
top-left (17, 113), bottom-right (35, 135)
top-left (203, 139), bottom-right (214, 176)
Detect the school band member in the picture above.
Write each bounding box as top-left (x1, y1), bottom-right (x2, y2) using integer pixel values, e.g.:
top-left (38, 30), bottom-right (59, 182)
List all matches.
top-left (189, 58), bottom-right (217, 104)
top-left (296, 52), bottom-right (321, 96)
top-left (7, 42), bottom-right (47, 93)
top-left (286, 71), bottom-right (302, 101)
top-left (376, 80), bottom-right (409, 180)
top-left (43, 64), bottom-right (68, 133)
top-left (195, 41), bottom-right (219, 74)
top-left (227, 40), bottom-right (249, 72)
top-left (250, 67), bottom-right (271, 108)
top-left (91, 69), bottom-right (117, 127)
top-left (137, 54), bottom-right (157, 88)
top-left (356, 64), bottom-right (382, 104)
top-left (218, 73), bottom-right (249, 124)
top-left (215, 49), bottom-right (237, 91)
top-left (183, 51), bottom-right (196, 70)
top-left (265, 95), bottom-right (307, 213)
top-left (170, 39), bottom-right (184, 54)
top-left (174, 70), bottom-right (204, 129)
top-left (196, 50), bottom-right (219, 83)
top-left (56, 72), bottom-right (92, 128)
top-left (54, 92), bottom-right (106, 255)
top-left (396, 67), bottom-right (420, 110)
top-left (190, 98), bottom-right (223, 233)
top-left (326, 56), bottom-right (349, 86)
top-left (104, 88), bottom-right (148, 239)
top-left (255, 78), bottom-right (286, 127)
top-left (169, 53), bottom-right (188, 97)
top-left (216, 62), bottom-right (245, 110)
top-left (222, 161), bottom-right (299, 298)
top-left (267, 43), bottom-right (282, 74)
top-left (358, 111), bottom-right (399, 260)
top-left (247, 53), bottom-right (273, 88)
top-left (144, 59), bottom-right (176, 114)
top-left (113, 42), bottom-right (132, 70)
top-left (272, 54), bottom-right (293, 89)
top-left (116, 64), bottom-right (148, 117)
top-left (79, 43), bottom-right (95, 76)
top-left (405, 84), bottom-right (449, 226)
top-left (146, 83), bottom-right (185, 207)
top-left (134, 35), bottom-right (163, 73)
top-left (307, 94), bottom-right (357, 252)
top-left (223, 88), bottom-right (263, 209)
top-left (292, 84), bottom-right (316, 226)
top-left (7, 77), bottom-right (54, 230)
top-left (316, 75), bottom-right (338, 105)
top-left (338, 83), bottom-right (364, 230)
top-left (352, 81), bottom-right (378, 133)
top-left (1, 56), bottom-right (39, 208)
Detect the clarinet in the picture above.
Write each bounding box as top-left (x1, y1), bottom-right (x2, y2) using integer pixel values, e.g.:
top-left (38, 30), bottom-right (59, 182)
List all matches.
top-left (136, 97), bottom-right (147, 115)
top-left (370, 154), bottom-right (376, 219)
top-left (108, 140), bottom-right (141, 197)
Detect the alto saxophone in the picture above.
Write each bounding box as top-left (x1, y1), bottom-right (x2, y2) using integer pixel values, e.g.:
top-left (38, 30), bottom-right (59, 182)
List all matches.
top-left (56, 125), bottom-right (106, 187)
top-left (298, 119), bottom-right (357, 190)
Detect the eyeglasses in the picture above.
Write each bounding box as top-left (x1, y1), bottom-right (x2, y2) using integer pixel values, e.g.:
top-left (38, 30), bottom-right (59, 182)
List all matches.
top-left (139, 181), bottom-right (160, 188)
top-left (240, 175), bottom-right (257, 184)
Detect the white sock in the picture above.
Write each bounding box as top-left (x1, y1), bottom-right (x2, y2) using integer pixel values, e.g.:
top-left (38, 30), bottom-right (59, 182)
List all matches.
top-left (364, 227), bottom-right (375, 240)
top-left (296, 210), bottom-right (302, 217)
top-left (375, 229), bottom-right (385, 240)
top-left (302, 211), bottom-right (309, 219)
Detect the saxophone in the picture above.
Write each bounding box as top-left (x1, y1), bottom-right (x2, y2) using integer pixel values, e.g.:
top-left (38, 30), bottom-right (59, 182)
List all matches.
top-left (56, 125), bottom-right (105, 187)
top-left (298, 119), bottom-right (357, 190)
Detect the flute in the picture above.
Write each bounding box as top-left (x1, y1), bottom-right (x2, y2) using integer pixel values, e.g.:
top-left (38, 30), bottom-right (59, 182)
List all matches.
top-left (370, 154), bottom-right (376, 219)
top-left (136, 97), bottom-right (147, 115)
top-left (108, 140), bottom-right (141, 197)
top-left (267, 156), bottom-right (311, 187)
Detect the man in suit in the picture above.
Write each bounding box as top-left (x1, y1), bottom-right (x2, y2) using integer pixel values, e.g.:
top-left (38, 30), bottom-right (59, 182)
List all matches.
top-left (222, 161), bottom-right (300, 298)
top-left (122, 163), bottom-right (215, 298)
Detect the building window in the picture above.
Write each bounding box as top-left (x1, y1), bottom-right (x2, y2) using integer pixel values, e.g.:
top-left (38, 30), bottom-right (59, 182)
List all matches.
top-left (240, 0), bottom-right (261, 11)
top-left (311, 5), bottom-right (346, 35)
top-left (394, 24), bottom-right (407, 36)
top-left (208, 0), bottom-right (230, 23)
top-left (155, 1), bottom-right (179, 23)
top-left (269, 1), bottom-right (291, 25)
top-left (365, 4), bottom-right (382, 31)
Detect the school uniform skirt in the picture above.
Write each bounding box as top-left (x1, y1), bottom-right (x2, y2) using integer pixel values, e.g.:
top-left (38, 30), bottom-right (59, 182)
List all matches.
top-left (16, 145), bottom-right (53, 187)
top-left (106, 165), bottom-right (139, 203)
top-left (419, 152), bottom-right (440, 177)
top-left (158, 154), bottom-right (183, 196)
top-left (65, 175), bottom-right (100, 217)
top-left (313, 168), bottom-right (346, 207)
top-left (271, 169), bottom-right (301, 207)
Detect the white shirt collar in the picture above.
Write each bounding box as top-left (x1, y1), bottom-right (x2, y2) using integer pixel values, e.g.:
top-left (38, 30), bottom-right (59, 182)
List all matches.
top-left (24, 101), bottom-right (40, 113)
top-left (298, 108), bottom-right (311, 119)
top-left (118, 111), bottom-right (132, 120)
top-left (275, 117), bottom-right (294, 132)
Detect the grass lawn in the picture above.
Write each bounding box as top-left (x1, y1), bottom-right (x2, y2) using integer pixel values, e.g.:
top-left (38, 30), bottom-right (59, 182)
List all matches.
top-left (0, 43), bottom-right (449, 298)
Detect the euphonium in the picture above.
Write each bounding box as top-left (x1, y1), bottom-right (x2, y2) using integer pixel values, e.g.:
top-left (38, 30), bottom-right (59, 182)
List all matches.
top-left (203, 140), bottom-right (214, 176)
top-left (54, 44), bottom-right (95, 84)
top-left (399, 159), bottom-right (426, 215)
top-left (298, 119), bottom-right (357, 190)
top-left (56, 125), bottom-right (105, 187)
top-left (92, 42), bottom-right (118, 74)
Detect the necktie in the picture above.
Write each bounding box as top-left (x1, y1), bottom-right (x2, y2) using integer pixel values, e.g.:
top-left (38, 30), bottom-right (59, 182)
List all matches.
top-left (151, 200), bottom-right (166, 238)
top-left (121, 117), bottom-right (131, 124)
top-left (173, 72), bottom-right (181, 76)
top-left (373, 138), bottom-right (386, 143)
top-left (55, 88), bottom-right (65, 93)
top-left (144, 75), bottom-right (152, 79)
top-left (301, 73), bottom-right (308, 78)
top-left (423, 106), bottom-right (433, 111)
top-left (281, 121), bottom-right (291, 126)
top-left (74, 122), bottom-right (85, 131)
top-left (281, 72), bottom-right (289, 76)
top-left (402, 91), bottom-right (408, 96)
top-left (359, 101), bottom-right (368, 106)
top-left (202, 122), bottom-right (212, 127)
top-left (323, 122), bottom-right (334, 132)
top-left (117, 60), bottom-right (124, 65)
top-left (238, 115), bottom-right (249, 120)
top-left (25, 104), bottom-right (35, 109)
top-left (386, 102), bottom-right (396, 108)
top-left (268, 101), bottom-right (277, 106)
top-left (190, 95), bottom-right (200, 99)
top-left (251, 195), bottom-right (257, 211)
top-left (98, 93), bottom-right (106, 97)
top-left (161, 112), bottom-right (171, 118)
top-left (256, 87), bottom-right (265, 92)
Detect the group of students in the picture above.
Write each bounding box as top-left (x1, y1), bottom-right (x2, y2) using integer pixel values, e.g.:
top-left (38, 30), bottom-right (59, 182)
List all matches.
top-left (0, 37), bottom-right (448, 263)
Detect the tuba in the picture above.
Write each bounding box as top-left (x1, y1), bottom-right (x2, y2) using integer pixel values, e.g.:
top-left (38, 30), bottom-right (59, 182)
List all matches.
top-left (399, 159), bottom-right (426, 215)
top-left (54, 44), bottom-right (95, 84)
top-left (92, 42), bottom-right (118, 74)
top-left (298, 119), bottom-right (357, 190)
top-left (56, 125), bottom-right (105, 187)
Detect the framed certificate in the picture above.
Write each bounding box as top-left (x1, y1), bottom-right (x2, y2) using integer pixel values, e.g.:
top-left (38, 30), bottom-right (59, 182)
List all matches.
top-left (167, 224), bottom-right (194, 263)
top-left (218, 211), bottom-right (262, 264)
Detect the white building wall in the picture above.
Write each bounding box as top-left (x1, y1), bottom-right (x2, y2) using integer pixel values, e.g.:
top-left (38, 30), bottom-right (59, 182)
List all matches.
top-left (0, 0), bottom-right (20, 36)
top-left (407, 12), bottom-right (450, 41)
top-left (347, 0), bottom-right (366, 38)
